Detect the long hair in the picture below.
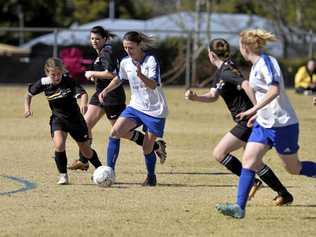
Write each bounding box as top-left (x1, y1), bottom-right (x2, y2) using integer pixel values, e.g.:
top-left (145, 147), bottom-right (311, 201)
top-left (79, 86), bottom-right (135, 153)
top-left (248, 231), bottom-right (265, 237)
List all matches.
top-left (240, 29), bottom-right (277, 54)
top-left (123, 31), bottom-right (156, 50)
top-left (209, 38), bottom-right (230, 60)
top-left (44, 57), bottom-right (66, 74)
top-left (90, 25), bottom-right (116, 40)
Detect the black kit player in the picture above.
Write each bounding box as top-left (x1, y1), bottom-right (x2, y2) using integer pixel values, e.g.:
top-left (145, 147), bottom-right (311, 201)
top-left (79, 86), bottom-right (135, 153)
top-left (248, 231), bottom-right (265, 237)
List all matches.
top-left (185, 38), bottom-right (293, 205)
top-left (24, 57), bottom-right (102, 185)
top-left (68, 26), bottom-right (167, 171)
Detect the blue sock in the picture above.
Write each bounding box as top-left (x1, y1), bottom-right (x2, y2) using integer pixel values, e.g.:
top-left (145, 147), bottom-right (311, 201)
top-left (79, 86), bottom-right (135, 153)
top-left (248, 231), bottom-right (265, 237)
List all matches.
top-left (236, 168), bottom-right (255, 210)
top-left (300, 161), bottom-right (316, 177)
top-left (106, 137), bottom-right (120, 170)
top-left (144, 152), bottom-right (156, 177)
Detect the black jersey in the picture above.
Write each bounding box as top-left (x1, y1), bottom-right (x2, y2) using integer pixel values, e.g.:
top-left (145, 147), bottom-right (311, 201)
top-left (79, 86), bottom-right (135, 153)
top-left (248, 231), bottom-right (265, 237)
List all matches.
top-left (211, 59), bottom-right (253, 123)
top-left (92, 44), bottom-right (125, 105)
top-left (28, 74), bottom-right (86, 119)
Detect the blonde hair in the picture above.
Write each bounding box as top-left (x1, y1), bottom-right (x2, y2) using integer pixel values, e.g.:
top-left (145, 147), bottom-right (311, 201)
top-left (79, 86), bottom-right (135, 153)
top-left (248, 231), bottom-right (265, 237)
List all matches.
top-left (123, 31), bottom-right (156, 50)
top-left (240, 29), bottom-right (277, 54)
top-left (44, 57), bottom-right (66, 74)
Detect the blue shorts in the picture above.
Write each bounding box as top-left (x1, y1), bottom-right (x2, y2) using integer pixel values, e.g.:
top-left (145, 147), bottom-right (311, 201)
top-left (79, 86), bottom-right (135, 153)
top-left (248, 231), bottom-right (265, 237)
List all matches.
top-left (120, 106), bottom-right (166, 138)
top-left (248, 122), bottom-right (299, 155)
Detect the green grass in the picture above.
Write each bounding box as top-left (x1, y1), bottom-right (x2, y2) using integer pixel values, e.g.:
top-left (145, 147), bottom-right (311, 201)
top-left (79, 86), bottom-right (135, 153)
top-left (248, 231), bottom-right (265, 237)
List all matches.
top-left (1, 85), bottom-right (316, 237)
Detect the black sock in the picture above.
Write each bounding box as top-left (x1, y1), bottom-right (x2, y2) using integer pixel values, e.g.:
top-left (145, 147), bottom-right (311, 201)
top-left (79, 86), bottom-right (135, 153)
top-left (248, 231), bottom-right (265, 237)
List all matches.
top-left (79, 138), bottom-right (92, 164)
top-left (54, 151), bottom-right (67, 173)
top-left (87, 149), bottom-right (102, 168)
top-left (257, 165), bottom-right (289, 195)
top-left (220, 154), bottom-right (242, 176)
top-left (79, 152), bottom-right (89, 164)
top-left (130, 130), bottom-right (159, 150)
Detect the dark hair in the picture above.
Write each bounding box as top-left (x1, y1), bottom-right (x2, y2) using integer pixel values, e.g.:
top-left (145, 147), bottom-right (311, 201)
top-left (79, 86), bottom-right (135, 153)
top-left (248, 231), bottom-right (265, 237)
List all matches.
top-left (123, 31), bottom-right (156, 49)
top-left (209, 38), bottom-right (230, 59)
top-left (90, 26), bottom-right (116, 40)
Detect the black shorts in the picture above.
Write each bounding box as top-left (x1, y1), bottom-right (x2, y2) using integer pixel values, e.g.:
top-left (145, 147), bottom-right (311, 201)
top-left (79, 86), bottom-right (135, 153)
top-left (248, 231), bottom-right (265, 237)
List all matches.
top-left (89, 92), bottom-right (126, 120)
top-left (230, 122), bottom-right (252, 143)
top-left (49, 115), bottom-right (89, 143)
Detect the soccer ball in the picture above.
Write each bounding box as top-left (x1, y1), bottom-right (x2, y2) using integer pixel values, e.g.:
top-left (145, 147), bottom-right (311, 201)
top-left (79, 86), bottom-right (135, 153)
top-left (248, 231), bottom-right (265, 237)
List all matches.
top-left (92, 166), bottom-right (115, 187)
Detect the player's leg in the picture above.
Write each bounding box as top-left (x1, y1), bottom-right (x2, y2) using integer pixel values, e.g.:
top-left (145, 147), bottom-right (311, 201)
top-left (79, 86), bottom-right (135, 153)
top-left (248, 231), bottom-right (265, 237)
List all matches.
top-left (142, 131), bottom-right (158, 186)
top-left (216, 142), bottom-right (269, 218)
top-left (69, 104), bottom-right (105, 170)
top-left (105, 105), bottom-right (167, 164)
top-left (52, 130), bottom-right (69, 185)
top-left (107, 116), bottom-right (138, 170)
top-left (275, 123), bottom-right (316, 178)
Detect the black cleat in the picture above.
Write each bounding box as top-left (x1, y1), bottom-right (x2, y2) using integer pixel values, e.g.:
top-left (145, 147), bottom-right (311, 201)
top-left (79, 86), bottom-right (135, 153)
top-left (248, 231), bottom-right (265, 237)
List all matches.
top-left (142, 175), bottom-right (157, 186)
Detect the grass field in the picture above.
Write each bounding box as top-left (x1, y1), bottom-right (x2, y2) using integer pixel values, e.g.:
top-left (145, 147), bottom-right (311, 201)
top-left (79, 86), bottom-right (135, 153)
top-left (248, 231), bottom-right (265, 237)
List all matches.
top-left (1, 85), bottom-right (316, 237)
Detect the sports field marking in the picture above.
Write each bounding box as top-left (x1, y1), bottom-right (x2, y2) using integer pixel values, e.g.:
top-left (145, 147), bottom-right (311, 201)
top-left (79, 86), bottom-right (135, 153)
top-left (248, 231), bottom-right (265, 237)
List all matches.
top-left (0, 175), bottom-right (37, 195)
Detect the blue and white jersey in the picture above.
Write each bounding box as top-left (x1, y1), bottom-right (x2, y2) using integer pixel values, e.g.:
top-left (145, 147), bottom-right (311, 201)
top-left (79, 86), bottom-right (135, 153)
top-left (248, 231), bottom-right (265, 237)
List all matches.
top-left (249, 53), bottom-right (298, 128)
top-left (118, 54), bottom-right (168, 118)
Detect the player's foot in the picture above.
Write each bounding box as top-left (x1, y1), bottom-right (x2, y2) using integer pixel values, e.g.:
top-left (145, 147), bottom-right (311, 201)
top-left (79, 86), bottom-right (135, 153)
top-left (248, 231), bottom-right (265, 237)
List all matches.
top-left (248, 178), bottom-right (263, 200)
top-left (68, 159), bottom-right (89, 171)
top-left (272, 192), bottom-right (294, 206)
top-left (155, 140), bottom-right (167, 164)
top-left (142, 175), bottom-right (157, 186)
top-left (215, 203), bottom-right (245, 219)
top-left (57, 173), bottom-right (69, 185)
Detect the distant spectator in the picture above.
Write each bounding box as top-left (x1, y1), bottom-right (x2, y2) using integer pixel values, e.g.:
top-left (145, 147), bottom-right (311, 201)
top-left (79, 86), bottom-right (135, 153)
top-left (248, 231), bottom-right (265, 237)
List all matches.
top-left (294, 58), bottom-right (316, 94)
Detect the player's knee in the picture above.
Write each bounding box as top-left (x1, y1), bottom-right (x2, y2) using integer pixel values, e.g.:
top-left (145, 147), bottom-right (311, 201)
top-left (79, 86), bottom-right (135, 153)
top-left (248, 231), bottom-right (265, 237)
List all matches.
top-left (143, 143), bottom-right (154, 155)
top-left (212, 147), bottom-right (225, 162)
top-left (54, 145), bottom-right (65, 152)
top-left (110, 127), bottom-right (122, 138)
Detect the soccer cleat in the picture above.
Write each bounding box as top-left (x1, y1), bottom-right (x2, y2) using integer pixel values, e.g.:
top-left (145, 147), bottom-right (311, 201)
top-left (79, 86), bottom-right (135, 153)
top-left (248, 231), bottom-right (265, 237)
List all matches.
top-left (57, 173), bottom-right (69, 185)
top-left (215, 203), bottom-right (245, 219)
top-left (142, 175), bottom-right (157, 186)
top-left (155, 140), bottom-right (167, 164)
top-left (272, 192), bottom-right (294, 206)
top-left (248, 178), bottom-right (263, 200)
top-left (68, 159), bottom-right (89, 171)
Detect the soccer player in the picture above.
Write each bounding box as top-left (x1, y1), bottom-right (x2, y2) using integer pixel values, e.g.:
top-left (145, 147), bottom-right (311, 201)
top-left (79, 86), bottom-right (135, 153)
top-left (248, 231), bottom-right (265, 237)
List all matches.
top-left (185, 38), bottom-right (293, 205)
top-left (24, 57), bottom-right (102, 185)
top-left (216, 29), bottom-right (316, 219)
top-left (98, 31), bottom-right (168, 186)
top-left (68, 26), bottom-right (166, 171)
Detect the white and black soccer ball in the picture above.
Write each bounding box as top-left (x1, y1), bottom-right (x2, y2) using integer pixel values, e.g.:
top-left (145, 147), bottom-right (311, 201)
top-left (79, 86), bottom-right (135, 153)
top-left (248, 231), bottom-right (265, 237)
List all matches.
top-left (92, 165), bottom-right (115, 187)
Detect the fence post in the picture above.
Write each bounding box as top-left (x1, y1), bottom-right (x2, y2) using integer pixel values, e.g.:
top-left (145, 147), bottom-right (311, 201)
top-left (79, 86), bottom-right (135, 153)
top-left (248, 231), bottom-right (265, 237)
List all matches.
top-left (185, 31), bottom-right (192, 89)
top-left (309, 29), bottom-right (313, 58)
top-left (53, 28), bottom-right (58, 57)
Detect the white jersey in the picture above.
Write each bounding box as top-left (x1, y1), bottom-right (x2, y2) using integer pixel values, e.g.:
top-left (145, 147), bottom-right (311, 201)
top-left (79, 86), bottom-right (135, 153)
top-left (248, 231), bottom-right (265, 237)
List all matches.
top-left (249, 53), bottom-right (298, 128)
top-left (118, 54), bottom-right (168, 118)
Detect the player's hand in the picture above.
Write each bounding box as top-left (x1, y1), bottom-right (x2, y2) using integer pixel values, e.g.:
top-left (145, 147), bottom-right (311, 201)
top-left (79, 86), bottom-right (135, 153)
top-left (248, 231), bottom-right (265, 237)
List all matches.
top-left (98, 90), bottom-right (107, 104)
top-left (247, 114), bottom-right (257, 127)
top-left (236, 107), bottom-right (256, 121)
top-left (80, 105), bottom-right (88, 115)
top-left (136, 63), bottom-right (142, 78)
top-left (313, 97), bottom-right (316, 106)
top-left (24, 110), bottom-right (33, 118)
top-left (85, 71), bottom-right (95, 81)
top-left (185, 89), bottom-right (196, 100)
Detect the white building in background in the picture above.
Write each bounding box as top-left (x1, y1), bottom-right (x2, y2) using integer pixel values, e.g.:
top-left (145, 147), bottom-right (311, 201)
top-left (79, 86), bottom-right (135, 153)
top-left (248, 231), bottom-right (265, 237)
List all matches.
top-left (21, 11), bottom-right (283, 56)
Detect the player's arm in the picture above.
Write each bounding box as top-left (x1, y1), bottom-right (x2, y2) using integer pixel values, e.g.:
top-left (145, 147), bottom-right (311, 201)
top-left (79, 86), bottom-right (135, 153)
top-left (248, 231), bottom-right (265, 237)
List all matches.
top-left (98, 76), bottom-right (122, 103)
top-left (185, 88), bottom-right (219, 103)
top-left (24, 79), bottom-right (45, 118)
top-left (73, 80), bottom-right (89, 114)
top-left (241, 80), bottom-right (256, 105)
top-left (85, 70), bottom-right (115, 81)
top-left (24, 92), bottom-right (33, 118)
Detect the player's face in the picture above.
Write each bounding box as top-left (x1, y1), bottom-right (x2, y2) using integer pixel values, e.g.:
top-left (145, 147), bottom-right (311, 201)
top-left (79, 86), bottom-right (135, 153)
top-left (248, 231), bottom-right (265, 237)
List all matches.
top-left (47, 67), bottom-right (63, 85)
top-left (90, 32), bottom-right (106, 51)
top-left (239, 40), bottom-right (248, 61)
top-left (123, 40), bottom-right (142, 60)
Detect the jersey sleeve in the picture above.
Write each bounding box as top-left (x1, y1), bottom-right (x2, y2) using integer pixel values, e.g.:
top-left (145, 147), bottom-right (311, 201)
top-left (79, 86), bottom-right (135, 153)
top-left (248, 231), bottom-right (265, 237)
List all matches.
top-left (27, 78), bottom-right (46, 96)
top-left (118, 60), bottom-right (128, 81)
top-left (261, 55), bottom-right (280, 85)
top-left (147, 56), bottom-right (160, 85)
